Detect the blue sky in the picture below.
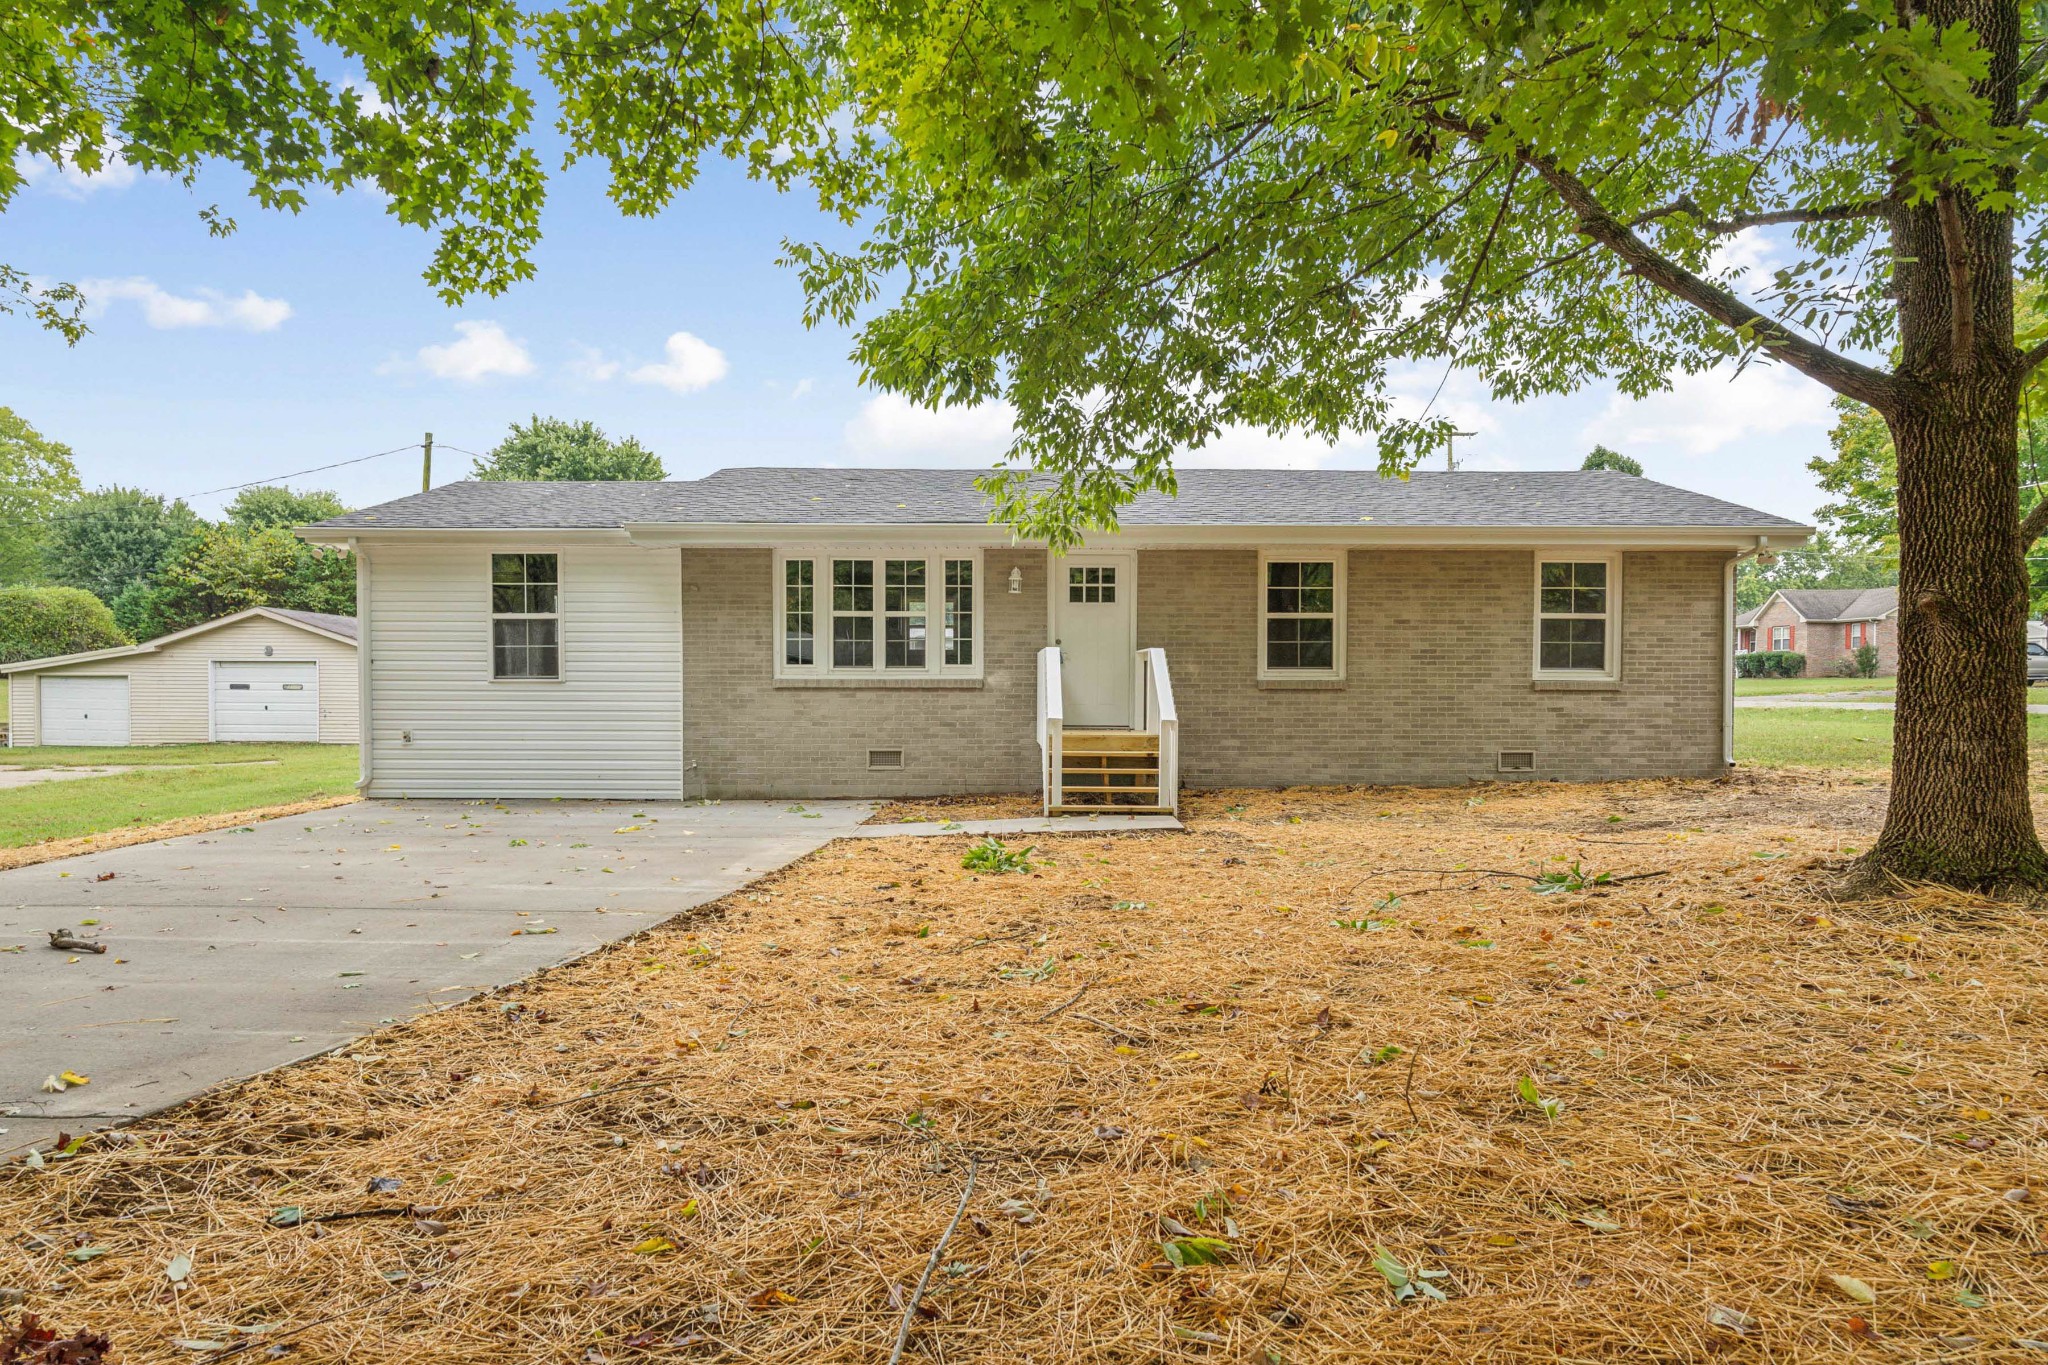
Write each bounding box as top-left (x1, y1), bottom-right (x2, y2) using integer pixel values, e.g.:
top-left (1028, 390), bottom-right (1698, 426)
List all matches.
top-left (5, 142), bottom-right (1841, 524)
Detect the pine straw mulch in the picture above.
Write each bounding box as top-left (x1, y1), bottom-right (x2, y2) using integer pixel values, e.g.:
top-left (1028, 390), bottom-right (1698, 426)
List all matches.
top-left (3, 772), bottom-right (2045, 1363)
top-left (863, 793), bottom-right (1042, 825)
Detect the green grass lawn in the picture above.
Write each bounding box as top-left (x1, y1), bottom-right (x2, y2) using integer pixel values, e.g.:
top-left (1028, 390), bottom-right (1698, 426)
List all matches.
top-left (0, 744), bottom-right (358, 849)
top-left (1733, 675), bottom-right (1894, 696)
top-left (1736, 706), bottom-right (2048, 769)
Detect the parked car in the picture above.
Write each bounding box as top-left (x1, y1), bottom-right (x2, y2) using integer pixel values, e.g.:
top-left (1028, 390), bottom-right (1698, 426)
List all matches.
top-left (2030, 640), bottom-right (2048, 686)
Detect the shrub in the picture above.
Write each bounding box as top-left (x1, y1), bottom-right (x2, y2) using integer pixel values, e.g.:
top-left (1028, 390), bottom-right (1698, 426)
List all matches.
top-left (1855, 643), bottom-right (1880, 677)
top-left (1830, 658), bottom-right (1859, 677)
top-left (0, 585), bottom-right (130, 665)
top-left (1735, 650), bottom-right (1806, 679)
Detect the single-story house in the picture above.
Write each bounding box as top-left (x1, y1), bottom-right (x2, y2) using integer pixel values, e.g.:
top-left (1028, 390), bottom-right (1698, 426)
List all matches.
top-left (298, 468), bottom-right (1808, 810)
top-left (1735, 586), bottom-right (1898, 676)
top-left (4, 607), bottom-right (359, 747)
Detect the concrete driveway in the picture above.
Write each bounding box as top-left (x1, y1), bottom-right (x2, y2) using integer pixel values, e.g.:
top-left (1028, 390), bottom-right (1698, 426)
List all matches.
top-left (0, 797), bottom-right (871, 1156)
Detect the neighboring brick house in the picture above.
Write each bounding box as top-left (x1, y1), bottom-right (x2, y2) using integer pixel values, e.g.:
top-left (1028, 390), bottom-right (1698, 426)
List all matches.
top-left (1735, 586), bottom-right (1898, 676)
top-left (299, 467), bottom-right (1809, 809)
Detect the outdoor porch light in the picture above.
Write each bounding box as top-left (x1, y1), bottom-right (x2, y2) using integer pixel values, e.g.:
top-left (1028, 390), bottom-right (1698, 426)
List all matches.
top-left (1008, 566), bottom-right (1023, 594)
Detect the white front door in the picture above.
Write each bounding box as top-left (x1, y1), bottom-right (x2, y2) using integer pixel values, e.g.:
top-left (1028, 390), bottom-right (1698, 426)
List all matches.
top-left (42, 676), bottom-right (130, 746)
top-left (1053, 555), bottom-right (1135, 727)
top-left (213, 661), bottom-right (320, 741)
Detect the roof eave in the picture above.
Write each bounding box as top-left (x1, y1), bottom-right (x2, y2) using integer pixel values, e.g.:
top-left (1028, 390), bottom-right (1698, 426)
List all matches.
top-left (1, 606), bottom-right (358, 674)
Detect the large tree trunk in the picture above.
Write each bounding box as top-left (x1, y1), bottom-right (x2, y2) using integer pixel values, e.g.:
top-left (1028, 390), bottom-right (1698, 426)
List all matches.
top-left (1873, 384), bottom-right (2048, 887)
top-left (1862, 0), bottom-right (2048, 888)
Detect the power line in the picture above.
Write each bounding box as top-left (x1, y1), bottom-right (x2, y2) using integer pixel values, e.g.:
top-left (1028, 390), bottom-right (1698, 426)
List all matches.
top-left (180, 442), bottom-right (423, 500)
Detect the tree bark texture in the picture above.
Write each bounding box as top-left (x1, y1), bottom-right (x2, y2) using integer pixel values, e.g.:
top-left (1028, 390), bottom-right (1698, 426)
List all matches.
top-left (1865, 0), bottom-right (2048, 887)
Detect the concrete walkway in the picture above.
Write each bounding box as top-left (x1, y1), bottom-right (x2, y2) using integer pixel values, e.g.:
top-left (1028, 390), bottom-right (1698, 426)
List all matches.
top-left (0, 797), bottom-right (871, 1156)
top-left (0, 766), bottom-right (135, 790)
top-left (1737, 692), bottom-right (2048, 714)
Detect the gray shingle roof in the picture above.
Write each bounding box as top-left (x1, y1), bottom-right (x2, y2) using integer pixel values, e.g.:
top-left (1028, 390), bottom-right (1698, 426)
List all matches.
top-left (268, 609), bottom-right (358, 640)
top-left (306, 467), bottom-right (1808, 533)
top-left (1775, 586), bottom-right (1898, 621)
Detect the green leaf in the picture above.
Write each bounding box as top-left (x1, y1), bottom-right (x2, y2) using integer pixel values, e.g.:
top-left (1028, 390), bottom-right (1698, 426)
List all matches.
top-left (1827, 1273), bottom-right (1876, 1304)
top-left (1161, 1237), bottom-right (1231, 1268)
top-left (268, 1207), bottom-right (304, 1227)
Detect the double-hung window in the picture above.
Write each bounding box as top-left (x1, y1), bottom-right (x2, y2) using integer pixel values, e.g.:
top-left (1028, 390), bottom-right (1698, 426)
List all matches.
top-left (779, 551), bottom-right (981, 679)
top-left (1534, 555), bottom-right (1618, 679)
top-left (1770, 624), bottom-right (1792, 651)
top-left (1258, 552), bottom-right (1345, 679)
top-left (491, 553), bottom-right (560, 680)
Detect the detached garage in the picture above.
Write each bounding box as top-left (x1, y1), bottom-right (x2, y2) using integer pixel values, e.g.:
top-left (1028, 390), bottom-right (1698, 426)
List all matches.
top-left (5, 608), bottom-right (357, 747)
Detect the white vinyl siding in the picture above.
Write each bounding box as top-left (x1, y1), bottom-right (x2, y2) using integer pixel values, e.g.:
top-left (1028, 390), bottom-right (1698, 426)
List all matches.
top-left (363, 541), bottom-right (683, 798)
top-left (8, 615), bottom-right (357, 747)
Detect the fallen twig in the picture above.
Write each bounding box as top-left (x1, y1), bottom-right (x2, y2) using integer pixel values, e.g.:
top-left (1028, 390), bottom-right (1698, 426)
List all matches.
top-left (1070, 1013), bottom-right (1154, 1045)
top-left (47, 930), bottom-right (106, 954)
top-left (529, 1075), bottom-right (696, 1110)
top-left (1402, 1047), bottom-right (1421, 1126)
top-left (1034, 979), bottom-right (1096, 1023)
top-left (887, 1156), bottom-right (979, 1365)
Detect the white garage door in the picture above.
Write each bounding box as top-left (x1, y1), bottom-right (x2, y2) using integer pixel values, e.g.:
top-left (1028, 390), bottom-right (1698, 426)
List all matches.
top-left (41, 676), bottom-right (130, 746)
top-left (213, 661), bottom-right (319, 742)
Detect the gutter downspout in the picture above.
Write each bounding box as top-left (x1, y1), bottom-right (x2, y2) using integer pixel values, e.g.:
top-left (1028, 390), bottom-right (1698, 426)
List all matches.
top-left (1725, 537), bottom-right (1771, 767)
top-left (352, 538), bottom-right (374, 791)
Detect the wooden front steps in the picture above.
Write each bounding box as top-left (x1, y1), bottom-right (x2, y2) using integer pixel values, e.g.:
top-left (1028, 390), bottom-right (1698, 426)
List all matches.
top-left (1055, 729), bottom-right (1171, 813)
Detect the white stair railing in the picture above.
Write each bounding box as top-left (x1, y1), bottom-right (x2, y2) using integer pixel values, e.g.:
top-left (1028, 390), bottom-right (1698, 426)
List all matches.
top-left (1036, 645), bottom-right (1064, 815)
top-left (1136, 647), bottom-right (1179, 815)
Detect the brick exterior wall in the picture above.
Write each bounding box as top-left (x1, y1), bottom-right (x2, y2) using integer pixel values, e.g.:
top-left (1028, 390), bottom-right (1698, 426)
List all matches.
top-left (680, 544), bottom-right (1734, 797)
top-left (1136, 548), bottom-right (1731, 787)
top-left (681, 548), bottom-right (1044, 798)
top-left (1745, 597), bottom-right (1897, 677)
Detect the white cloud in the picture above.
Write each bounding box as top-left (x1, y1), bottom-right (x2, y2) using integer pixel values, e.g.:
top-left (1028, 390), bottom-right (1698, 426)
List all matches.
top-left (1582, 362), bottom-right (1832, 458)
top-left (79, 276), bottom-right (292, 331)
top-left (15, 146), bottom-right (139, 199)
top-left (843, 393), bottom-right (1018, 462)
top-left (414, 321), bottom-right (535, 382)
top-left (789, 377), bottom-right (815, 400)
top-left (628, 331), bottom-right (729, 394)
top-left (1708, 229), bottom-right (1780, 299)
top-left (566, 344), bottom-right (622, 383)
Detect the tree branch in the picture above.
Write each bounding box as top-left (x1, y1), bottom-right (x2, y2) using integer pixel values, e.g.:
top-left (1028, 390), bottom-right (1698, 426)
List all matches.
top-left (1628, 196), bottom-right (1889, 235)
top-left (1419, 110), bottom-right (1897, 410)
top-left (1935, 192), bottom-right (1977, 374)
top-left (2020, 497), bottom-right (2048, 548)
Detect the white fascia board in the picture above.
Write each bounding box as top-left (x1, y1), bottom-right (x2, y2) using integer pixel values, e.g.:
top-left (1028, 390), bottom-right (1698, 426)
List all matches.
top-left (296, 526), bottom-right (638, 548)
top-left (621, 521), bottom-right (1812, 551)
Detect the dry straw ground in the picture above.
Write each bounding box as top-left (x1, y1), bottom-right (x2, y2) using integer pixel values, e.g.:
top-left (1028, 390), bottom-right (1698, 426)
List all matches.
top-left (3, 773), bottom-right (2044, 1363)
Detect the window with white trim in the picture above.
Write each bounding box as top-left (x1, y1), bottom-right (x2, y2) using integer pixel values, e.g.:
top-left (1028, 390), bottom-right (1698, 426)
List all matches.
top-left (1770, 624), bottom-right (1792, 651)
top-left (1534, 556), bottom-right (1617, 678)
top-left (1258, 552), bottom-right (1345, 679)
top-left (778, 551), bottom-right (982, 679)
top-left (491, 553), bottom-right (560, 679)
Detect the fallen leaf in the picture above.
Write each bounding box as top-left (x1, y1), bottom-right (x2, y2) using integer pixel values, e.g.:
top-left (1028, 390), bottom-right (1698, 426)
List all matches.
top-left (746, 1288), bottom-right (798, 1307)
top-left (632, 1236), bottom-right (678, 1255)
top-left (1926, 1260), bottom-right (1956, 1281)
top-left (1706, 1304), bottom-right (1755, 1334)
top-left (1827, 1273), bottom-right (1876, 1304)
top-left (166, 1253), bottom-right (193, 1283)
top-left (60, 1071), bottom-right (90, 1086)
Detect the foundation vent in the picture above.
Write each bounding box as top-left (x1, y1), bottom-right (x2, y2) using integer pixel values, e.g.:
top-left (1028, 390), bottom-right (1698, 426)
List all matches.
top-left (1497, 749), bottom-right (1536, 773)
top-left (867, 748), bottom-right (905, 771)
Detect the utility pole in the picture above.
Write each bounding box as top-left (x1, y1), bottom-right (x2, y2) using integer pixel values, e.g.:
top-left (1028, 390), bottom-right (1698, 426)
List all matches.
top-left (422, 432), bottom-right (434, 493)
top-left (1445, 428), bottom-right (1476, 471)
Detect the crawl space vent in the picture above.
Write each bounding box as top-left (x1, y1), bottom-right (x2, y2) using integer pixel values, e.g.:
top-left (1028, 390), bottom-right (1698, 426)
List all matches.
top-left (867, 748), bottom-right (905, 771)
top-left (1497, 749), bottom-right (1536, 773)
